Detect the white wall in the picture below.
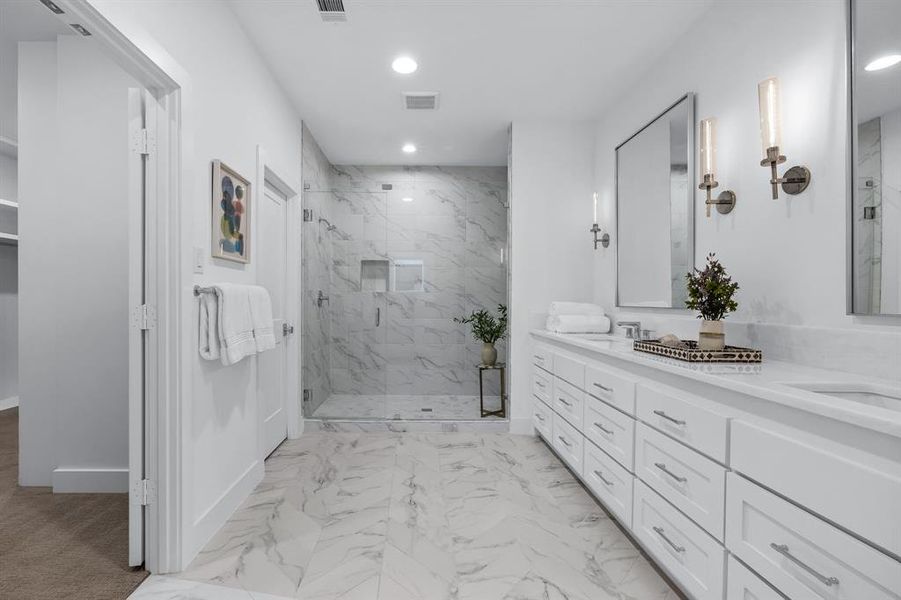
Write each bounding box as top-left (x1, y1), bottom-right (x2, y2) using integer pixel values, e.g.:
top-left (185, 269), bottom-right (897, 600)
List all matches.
top-left (88, 0), bottom-right (304, 564)
top-left (18, 36), bottom-right (138, 491)
top-left (591, 0), bottom-right (901, 379)
top-left (0, 153), bottom-right (17, 406)
top-left (509, 120), bottom-right (595, 431)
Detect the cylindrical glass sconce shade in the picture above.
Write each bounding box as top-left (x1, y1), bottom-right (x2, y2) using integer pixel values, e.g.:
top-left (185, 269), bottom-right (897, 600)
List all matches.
top-left (699, 118), bottom-right (717, 177)
top-left (758, 76), bottom-right (782, 157)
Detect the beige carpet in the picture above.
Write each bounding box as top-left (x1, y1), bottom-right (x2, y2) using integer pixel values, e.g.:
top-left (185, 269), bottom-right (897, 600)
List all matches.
top-left (0, 407), bottom-right (148, 599)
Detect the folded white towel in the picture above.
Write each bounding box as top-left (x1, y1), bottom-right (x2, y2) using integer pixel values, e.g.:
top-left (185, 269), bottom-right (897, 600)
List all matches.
top-left (198, 290), bottom-right (221, 361)
top-left (548, 302), bottom-right (605, 317)
top-left (214, 283), bottom-right (257, 366)
top-left (249, 285), bottom-right (276, 352)
top-left (546, 314), bottom-right (612, 334)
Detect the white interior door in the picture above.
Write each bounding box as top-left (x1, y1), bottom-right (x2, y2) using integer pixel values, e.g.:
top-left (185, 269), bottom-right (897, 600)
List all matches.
top-left (127, 87), bottom-right (153, 567)
top-left (258, 182), bottom-right (289, 457)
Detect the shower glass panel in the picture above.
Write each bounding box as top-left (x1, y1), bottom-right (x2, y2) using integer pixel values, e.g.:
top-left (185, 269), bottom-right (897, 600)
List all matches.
top-left (301, 168), bottom-right (508, 422)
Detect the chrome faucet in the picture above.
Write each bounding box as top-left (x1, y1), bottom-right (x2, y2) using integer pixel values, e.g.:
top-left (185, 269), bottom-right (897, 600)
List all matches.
top-left (616, 321), bottom-right (642, 340)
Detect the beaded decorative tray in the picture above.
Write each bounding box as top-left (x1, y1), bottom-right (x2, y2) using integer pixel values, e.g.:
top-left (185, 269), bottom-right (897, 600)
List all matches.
top-left (633, 340), bottom-right (762, 363)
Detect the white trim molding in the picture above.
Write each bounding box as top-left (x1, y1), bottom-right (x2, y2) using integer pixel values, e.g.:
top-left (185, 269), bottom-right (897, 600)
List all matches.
top-left (0, 396), bottom-right (19, 412)
top-left (52, 467), bottom-right (129, 493)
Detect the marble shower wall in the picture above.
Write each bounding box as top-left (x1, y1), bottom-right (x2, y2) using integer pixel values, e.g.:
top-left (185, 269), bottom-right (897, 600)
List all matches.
top-left (855, 117), bottom-right (882, 313)
top-left (301, 125), bottom-right (334, 415)
top-left (326, 166), bottom-right (509, 397)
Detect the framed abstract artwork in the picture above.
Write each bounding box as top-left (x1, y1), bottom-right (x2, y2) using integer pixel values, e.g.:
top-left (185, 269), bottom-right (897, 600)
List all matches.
top-left (211, 160), bottom-right (251, 263)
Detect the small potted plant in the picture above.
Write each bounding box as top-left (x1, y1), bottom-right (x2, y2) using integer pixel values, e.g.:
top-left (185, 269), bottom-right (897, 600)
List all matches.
top-left (685, 254), bottom-right (739, 351)
top-left (454, 304), bottom-right (508, 366)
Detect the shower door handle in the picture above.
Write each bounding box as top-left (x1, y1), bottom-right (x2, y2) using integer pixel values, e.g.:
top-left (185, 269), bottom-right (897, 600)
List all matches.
top-left (375, 307), bottom-right (381, 327)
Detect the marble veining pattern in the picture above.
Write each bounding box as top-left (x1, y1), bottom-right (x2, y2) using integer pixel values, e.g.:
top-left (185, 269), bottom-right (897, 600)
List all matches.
top-left (131, 433), bottom-right (679, 600)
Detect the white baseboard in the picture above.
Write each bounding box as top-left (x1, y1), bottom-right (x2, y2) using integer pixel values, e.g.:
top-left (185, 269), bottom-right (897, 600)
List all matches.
top-left (52, 467), bottom-right (128, 493)
top-left (187, 459), bottom-right (264, 568)
top-left (508, 417), bottom-right (536, 436)
top-left (0, 396), bottom-right (19, 411)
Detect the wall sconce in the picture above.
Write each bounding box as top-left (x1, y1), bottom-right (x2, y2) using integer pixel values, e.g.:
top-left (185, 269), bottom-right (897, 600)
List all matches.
top-left (591, 192), bottom-right (610, 249)
top-left (697, 117), bottom-right (736, 217)
top-left (757, 77), bottom-right (811, 199)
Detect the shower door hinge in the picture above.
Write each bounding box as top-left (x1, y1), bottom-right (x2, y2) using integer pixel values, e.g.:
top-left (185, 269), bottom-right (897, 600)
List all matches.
top-left (303, 208), bottom-right (314, 222)
top-left (131, 128), bottom-right (155, 156)
top-left (134, 304), bottom-right (156, 330)
top-left (133, 478), bottom-right (154, 506)
top-left (303, 389), bottom-right (312, 403)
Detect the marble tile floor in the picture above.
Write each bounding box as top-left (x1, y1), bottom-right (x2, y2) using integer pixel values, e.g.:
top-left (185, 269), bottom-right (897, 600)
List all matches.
top-left (128, 432), bottom-right (681, 600)
top-left (311, 394), bottom-right (505, 421)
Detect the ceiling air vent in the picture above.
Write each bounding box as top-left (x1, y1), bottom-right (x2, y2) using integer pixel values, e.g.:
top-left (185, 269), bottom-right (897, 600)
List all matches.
top-left (316, 0), bottom-right (347, 22)
top-left (402, 92), bottom-right (440, 110)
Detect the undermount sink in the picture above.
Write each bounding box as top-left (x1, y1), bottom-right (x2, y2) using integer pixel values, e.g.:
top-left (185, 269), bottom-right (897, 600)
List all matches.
top-left (781, 382), bottom-right (901, 412)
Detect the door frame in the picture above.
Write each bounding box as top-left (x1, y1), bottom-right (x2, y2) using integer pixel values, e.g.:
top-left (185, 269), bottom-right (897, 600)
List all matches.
top-left (256, 145), bottom-right (302, 450)
top-left (56, 0), bottom-right (186, 573)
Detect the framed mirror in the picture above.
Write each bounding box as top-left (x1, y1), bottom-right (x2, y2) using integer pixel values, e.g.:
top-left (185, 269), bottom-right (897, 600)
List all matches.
top-left (616, 93), bottom-right (695, 308)
top-left (849, 0), bottom-right (901, 315)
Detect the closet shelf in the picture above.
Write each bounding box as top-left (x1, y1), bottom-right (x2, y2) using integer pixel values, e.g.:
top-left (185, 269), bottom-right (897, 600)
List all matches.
top-left (0, 232), bottom-right (18, 246)
top-left (0, 199), bottom-right (18, 209)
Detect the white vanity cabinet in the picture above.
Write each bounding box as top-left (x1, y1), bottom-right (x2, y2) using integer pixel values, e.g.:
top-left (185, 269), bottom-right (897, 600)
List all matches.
top-left (528, 331), bottom-right (901, 600)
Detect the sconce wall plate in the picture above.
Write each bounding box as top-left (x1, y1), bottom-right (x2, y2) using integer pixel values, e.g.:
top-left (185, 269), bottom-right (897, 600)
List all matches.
top-left (714, 190), bottom-right (737, 214)
top-left (781, 165), bottom-right (811, 195)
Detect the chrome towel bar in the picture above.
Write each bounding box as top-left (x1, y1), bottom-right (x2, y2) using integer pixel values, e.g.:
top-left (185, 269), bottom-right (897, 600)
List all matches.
top-left (193, 285), bottom-right (215, 297)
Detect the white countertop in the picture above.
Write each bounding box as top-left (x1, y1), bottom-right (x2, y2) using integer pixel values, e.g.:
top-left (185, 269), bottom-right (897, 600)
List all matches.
top-left (531, 329), bottom-right (901, 439)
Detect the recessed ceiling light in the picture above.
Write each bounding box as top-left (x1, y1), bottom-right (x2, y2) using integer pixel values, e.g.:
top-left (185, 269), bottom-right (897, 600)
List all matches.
top-left (402, 197), bottom-right (414, 203)
top-left (402, 143), bottom-right (417, 153)
top-left (392, 56), bottom-right (418, 74)
top-left (865, 54), bottom-right (901, 72)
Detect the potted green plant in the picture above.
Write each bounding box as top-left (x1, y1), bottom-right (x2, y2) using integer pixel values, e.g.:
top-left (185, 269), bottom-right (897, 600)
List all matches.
top-left (454, 304), bottom-right (508, 366)
top-left (685, 254), bottom-right (739, 351)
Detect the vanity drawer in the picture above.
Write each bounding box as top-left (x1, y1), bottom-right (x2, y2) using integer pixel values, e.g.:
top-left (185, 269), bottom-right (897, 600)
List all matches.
top-left (633, 481), bottom-right (725, 600)
top-left (552, 412), bottom-right (584, 475)
top-left (725, 473), bottom-right (901, 600)
top-left (584, 394), bottom-right (635, 472)
top-left (586, 362), bottom-right (637, 415)
top-left (532, 368), bottom-right (553, 405)
top-left (727, 556), bottom-right (786, 600)
top-left (552, 378), bottom-right (585, 431)
top-left (532, 345), bottom-right (553, 372)
top-left (584, 440), bottom-right (633, 527)
top-left (731, 419), bottom-right (901, 558)
top-left (636, 383), bottom-right (730, 463)
top-left (553, 353), bottom-right (585, 390)
top-left (532, 399), bottom-right (552, 439)
top-left (635, 423), bottom-right (726, 541)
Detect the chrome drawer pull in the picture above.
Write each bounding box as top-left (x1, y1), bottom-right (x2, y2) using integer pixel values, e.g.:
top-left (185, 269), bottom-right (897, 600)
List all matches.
top-left (594, 422), bottom-right (614, 435)
top-left (593, 470), bottom-right (614, 486)
top-left (653, 410), bottom-right (686, 425)
top-left (593, 382), bottom-right (612, 392)
top-left (558, 397), bottom-right (572, 407)
top-left (534, 413), bottom-right (545, 422)
top-left (770, 543), bottom-right (840, 587)
top-left (653, 526), bottom-right (685, 553)
top-left (557, 436), bottom-right (572, 447)
top-left (654, 463), bottom-right (687, 483)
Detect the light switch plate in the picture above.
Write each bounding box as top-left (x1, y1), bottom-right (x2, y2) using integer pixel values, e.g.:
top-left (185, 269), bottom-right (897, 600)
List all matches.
top-left (193, 247), bottom-right (205, 274)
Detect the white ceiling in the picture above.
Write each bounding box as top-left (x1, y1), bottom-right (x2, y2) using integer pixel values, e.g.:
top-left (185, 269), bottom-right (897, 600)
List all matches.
top-left (855, 0), bottom-right (901, 122)
top-left (0, 0), bottom-right (73, 142)
top-left (228, 0), bottom-right (713, 166)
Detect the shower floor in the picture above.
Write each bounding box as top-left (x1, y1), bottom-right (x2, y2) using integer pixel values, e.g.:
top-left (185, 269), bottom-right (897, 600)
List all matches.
top-left (310, 394), bottom-right (505, 421)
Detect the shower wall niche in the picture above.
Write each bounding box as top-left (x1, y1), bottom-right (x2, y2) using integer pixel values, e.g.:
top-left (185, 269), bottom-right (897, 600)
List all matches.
top-left (301, 126), bottom-right (508, 419)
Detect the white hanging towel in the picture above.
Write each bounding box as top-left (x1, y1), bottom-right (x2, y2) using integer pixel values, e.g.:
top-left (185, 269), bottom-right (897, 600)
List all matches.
top-left (547, 301), bottom-right (605, 317)
top-left (214, 283), bottom-right (257, 366)
top-left (248, 285), bottom-right (276, 352)
top-left (546, 314), bottom-right (612, 334)
top-left (198, 289), bottom-right (221, 361)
